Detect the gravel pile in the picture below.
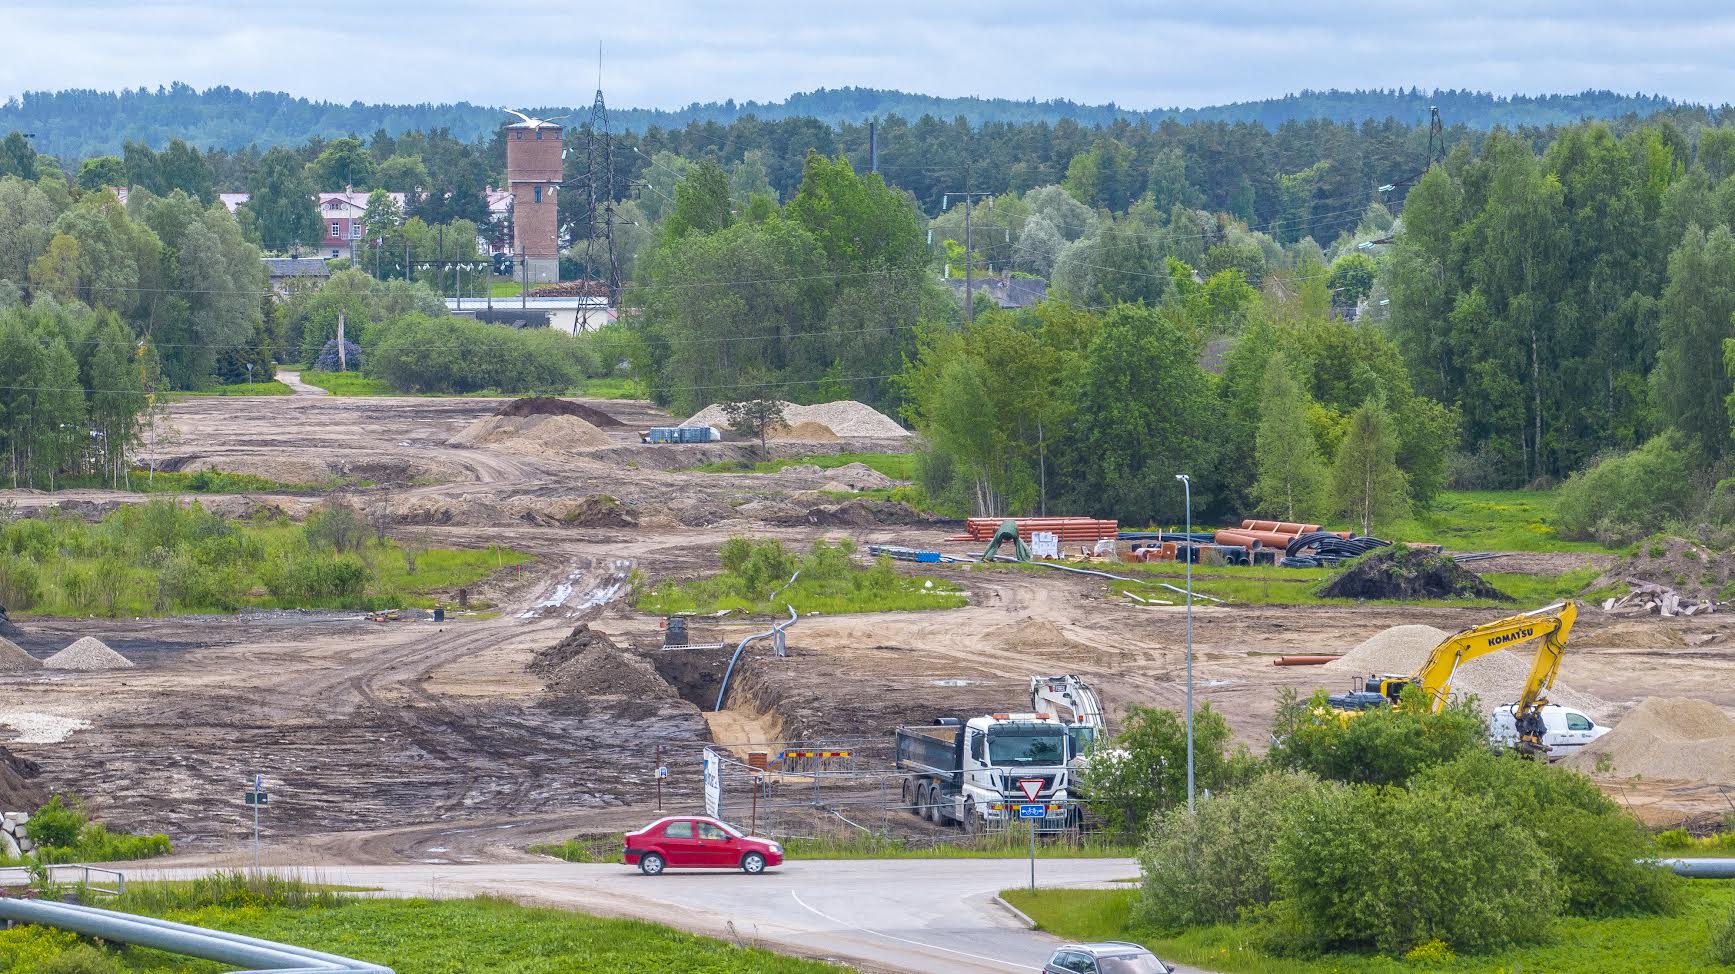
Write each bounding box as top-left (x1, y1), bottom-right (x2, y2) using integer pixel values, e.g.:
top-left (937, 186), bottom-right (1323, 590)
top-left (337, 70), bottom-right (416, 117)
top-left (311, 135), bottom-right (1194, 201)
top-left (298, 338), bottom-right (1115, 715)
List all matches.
top-left (0, 712), bottom-right (92, 744)
top-left (449, 414), bottom-right (615, 454)
top-left (1327, 625), bottom-right (1449, 673)
top-left (769, 421), bottom-right (841, 442)
top-left (43, 637), bottom-right (134, 671)
top-left (682, 400), bottom-right (910, 438)
top-left (0, 638), bottom-right (41, 672)
top-left (1570, 697), bottom-right (1735, 782)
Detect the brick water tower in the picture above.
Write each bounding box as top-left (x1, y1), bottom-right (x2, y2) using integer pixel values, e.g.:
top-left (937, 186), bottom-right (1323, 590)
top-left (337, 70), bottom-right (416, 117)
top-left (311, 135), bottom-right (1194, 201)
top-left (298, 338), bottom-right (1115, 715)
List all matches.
top-left (503, 111), bottom-right (563, 284)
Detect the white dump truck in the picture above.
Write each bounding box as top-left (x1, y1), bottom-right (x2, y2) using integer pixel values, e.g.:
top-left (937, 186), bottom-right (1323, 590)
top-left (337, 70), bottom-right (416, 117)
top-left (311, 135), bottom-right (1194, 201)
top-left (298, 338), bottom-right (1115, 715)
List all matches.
top-left (895, 713), bottom-right (1074, 833)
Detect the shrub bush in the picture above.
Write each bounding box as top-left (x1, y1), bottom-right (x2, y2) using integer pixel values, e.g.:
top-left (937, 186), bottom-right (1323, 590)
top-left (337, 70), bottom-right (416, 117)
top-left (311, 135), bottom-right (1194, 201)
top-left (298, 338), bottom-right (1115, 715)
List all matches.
top-left (24, 796), bottom-right (83, 847)
top-left (1083, 704), bottom-right (1234, 833)
top-left (366, 314), bottom-right (597, 394)
top-left (1555, 432), bottom-right (1695, 543)
top-left (1413, 749), bottom-right (1682, 917)
top-left (1137, 770), bottom-right (1323, 930)
top-left (1267, 686), bottom-right (1487, 786)
top-left (1713, 895), bottom-right (1735, 965)
top-left (1271, 780), bottom-right (1559, 954)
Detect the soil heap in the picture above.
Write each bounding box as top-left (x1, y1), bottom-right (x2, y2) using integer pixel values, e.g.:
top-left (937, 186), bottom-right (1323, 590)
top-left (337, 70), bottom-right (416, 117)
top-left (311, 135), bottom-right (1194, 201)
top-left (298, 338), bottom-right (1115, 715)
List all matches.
top-left (1570, 697), bottom-right (1735, 781)
top-left (495, 396), bottom-right (625, 428)
top-left (43, 637), bottom-right (134, 671)
top-left (0, 744), bottom-right (44, 809)
top-left (681, 400), bottom-right (911, 438)
top-left (0, 637), bottom-right (41, 672)
top-left (1317, 546), bottom-right (1511, 602)
top-left (1325, 623), bottom-right (1607, 718)
top-left (531, 624), bottom-right (677, 702)
top-left (448, 414), bottom-right (615, 455)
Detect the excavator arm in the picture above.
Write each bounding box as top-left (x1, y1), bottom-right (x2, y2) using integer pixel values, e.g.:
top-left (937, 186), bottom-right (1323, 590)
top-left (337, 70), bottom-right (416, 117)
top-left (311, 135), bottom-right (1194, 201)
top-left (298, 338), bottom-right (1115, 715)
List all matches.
top-left (1392, 601), bottom-right (1578, 717)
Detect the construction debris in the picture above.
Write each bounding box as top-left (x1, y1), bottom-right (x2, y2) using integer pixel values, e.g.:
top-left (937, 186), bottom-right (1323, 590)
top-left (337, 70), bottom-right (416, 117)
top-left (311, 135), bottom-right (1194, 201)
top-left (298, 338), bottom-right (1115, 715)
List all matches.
top-left (1602, 581), bottom-right (1715, 617)
top-left (1315, 546), bottom-right (1511, 602)
top-left (43, 637), bottom-right (134, 671)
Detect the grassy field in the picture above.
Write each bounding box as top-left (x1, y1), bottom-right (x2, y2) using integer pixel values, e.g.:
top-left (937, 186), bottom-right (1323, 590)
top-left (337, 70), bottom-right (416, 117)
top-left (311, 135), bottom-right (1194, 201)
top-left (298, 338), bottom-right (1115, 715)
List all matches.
top-left (0, 501), bottom-right (531, 617)
top-left (687, 452), bottom-right (918, 480)
top-left (1090, 561), bottom-right (1606, 609)
top-left (582, 375), bottom-right (649, 399)
top-left (296, 369), bottom-right (398, 396)
top-left (637, 538), bottom-right (965, 616)
top-left (1002, 881), bottom-right (1734, 974)
top-left (47, 469), bottom-right (344, 494)
top-left (0, 884), bottom-right (837, 974)
top-left (174, 379), bottom-right (294, 397)
top-left (1384, 490), bottom-right (1614, 553)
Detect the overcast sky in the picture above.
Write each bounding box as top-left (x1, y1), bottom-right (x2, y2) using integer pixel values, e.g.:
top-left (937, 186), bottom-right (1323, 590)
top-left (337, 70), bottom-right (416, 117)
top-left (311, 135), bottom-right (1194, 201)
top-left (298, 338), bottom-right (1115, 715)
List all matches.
top-left (4, 1), bottom-right (1735, 110)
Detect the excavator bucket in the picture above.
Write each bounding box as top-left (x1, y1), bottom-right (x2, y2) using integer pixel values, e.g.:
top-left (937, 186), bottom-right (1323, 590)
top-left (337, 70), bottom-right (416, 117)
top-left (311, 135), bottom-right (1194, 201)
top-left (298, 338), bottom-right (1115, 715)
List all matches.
top-left (980, 519), bottom-right (1032, 562)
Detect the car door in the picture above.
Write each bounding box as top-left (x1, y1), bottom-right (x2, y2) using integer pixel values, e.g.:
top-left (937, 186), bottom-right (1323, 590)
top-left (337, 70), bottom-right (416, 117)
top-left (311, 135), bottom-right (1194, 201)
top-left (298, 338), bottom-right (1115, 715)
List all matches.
top-left (695, 821), bottom-right (737, 867)
top-left (1045, 951), bottom-right (1084, 974)
top-left (1559, 710), bottom-right (1597, 754)
top-left (658, 820), bottom-right (703, 867)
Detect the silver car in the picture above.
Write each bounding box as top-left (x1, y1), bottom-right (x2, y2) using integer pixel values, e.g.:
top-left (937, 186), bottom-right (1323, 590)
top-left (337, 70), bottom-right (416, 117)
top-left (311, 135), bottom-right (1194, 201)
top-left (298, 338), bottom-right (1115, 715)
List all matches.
top-left (1043, 941), bottom-right (1175, 974)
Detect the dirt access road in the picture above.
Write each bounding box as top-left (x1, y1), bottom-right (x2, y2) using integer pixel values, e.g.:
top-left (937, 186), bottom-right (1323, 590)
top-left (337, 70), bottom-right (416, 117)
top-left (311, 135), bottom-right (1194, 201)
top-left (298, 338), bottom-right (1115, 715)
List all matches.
top-left (4, 390), bottom-right (1733, 865)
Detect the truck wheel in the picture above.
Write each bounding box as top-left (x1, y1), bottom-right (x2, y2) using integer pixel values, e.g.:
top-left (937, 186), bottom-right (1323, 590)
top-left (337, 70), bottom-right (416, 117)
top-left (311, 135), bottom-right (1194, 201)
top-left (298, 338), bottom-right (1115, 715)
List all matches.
top-left (962, 801), bottom-right (980, 834)
top-left (901, 778), bottom-right (917, 814)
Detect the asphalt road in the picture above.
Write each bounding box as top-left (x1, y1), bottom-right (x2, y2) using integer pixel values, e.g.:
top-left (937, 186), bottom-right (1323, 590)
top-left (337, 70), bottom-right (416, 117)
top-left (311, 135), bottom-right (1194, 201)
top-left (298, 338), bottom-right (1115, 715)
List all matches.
top-left (134, 858), bottom-right (1202, 973)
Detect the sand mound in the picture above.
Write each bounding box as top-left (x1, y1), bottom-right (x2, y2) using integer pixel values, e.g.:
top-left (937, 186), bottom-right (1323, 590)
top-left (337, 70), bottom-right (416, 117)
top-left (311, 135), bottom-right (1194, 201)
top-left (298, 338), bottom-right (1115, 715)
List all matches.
top-left (43, 637), bottom-right (134, 671)
top-left (448, 414), bottom-right (615, 454)
top-left (682, 400), bottom-right (910, 438)
top-left (495, 396), bottom-right (625, 428)
top-left (987, 619), bottom-right (1091, 656)
top-left (1318, 547), bottom-right (1510, 602)
top-left (0, 638), bottom-right (41, 672)
top-left (1327, 625), bottom-right (1450, 673)
top-left (770, 421), bottom-right (841, 442)
top-left (532, 624), bottom-right (677, 700)
top-left (1570, 697), bottom-right (1735, 782)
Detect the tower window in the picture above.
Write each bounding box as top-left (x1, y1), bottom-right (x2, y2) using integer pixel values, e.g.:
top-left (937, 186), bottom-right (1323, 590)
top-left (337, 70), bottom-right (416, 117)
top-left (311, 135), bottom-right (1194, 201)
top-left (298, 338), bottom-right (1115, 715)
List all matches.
top-left (534, 129), bottom-right (542, 140)
top-left (533, 186), bottom-right (542, 204)
top-left (514, 131), bottom-right (524, 140)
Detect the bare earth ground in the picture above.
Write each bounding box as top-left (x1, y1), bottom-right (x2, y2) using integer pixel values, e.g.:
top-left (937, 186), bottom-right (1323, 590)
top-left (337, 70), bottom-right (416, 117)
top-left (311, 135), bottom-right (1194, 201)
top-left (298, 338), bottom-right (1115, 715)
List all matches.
top-left (2, 392), bottom-right (1734, 868)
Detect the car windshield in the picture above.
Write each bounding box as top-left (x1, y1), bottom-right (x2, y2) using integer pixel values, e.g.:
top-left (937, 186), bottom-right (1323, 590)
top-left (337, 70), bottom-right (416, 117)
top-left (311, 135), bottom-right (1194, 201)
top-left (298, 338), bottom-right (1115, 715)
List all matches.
top-left (1098, 954), bottom-right (1167, 974)
top-left (987, 729), bottom-right (1066, 766)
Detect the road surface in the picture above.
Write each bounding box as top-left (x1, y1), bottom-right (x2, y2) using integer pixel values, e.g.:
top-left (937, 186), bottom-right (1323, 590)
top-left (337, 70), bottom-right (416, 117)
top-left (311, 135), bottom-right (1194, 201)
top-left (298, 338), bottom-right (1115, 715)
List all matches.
top-left (133, 858), bottom-right (1211, 973)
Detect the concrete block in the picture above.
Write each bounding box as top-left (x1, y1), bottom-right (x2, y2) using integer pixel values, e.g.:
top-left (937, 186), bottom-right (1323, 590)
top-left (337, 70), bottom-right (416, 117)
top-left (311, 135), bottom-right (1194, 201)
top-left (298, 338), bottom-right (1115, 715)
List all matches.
top-left (17, 837), bottom-right (31, 853)
top-left (1, 811), bottom-right (23, 826)
top-left (0, 832), bottom-right (18, 860)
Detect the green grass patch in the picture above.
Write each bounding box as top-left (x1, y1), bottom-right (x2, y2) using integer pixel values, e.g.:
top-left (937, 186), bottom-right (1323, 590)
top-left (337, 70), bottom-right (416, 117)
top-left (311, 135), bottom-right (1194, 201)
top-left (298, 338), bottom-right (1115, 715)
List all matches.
top-left (1002, 881), bottom-right (1733, 974)
top-left (296, 370), bottom-right (398, 396)
top-left (636, 537), bottom-right (964, 617)
top-left (582, 375), bottom-right (649, 399)
top-left (1101, 562), bottom-right (1600, 608)
top-left (0, 500), bottom-right (531, 617)
top-left (174, 380), bottom-right (294, 397)
top-left (112, 871), bottom-right (356, 912)
top-left (686, 452), bottom-right (919, 480)
top-left (528, 834), bottom-right (624, 863)
top-left (1384, 489), bottom-right (1617, 553)
top-left (45, 469), bottom-right (342, 494)
top-left (0, 891), bottom-right (838, 974)
top-left (489, 280), bottom-right (523, 297)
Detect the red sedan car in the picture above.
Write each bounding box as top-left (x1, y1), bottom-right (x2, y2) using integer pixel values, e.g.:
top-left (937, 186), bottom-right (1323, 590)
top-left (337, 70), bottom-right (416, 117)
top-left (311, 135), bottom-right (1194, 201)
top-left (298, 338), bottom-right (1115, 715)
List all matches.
top-left (623, 816), bottom-right (784, 875)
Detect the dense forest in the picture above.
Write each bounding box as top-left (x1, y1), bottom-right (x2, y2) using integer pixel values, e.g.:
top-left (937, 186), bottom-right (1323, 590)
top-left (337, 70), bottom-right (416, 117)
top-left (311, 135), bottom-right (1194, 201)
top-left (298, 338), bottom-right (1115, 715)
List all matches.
top-left (0, 83), bottom-right (1706, 158)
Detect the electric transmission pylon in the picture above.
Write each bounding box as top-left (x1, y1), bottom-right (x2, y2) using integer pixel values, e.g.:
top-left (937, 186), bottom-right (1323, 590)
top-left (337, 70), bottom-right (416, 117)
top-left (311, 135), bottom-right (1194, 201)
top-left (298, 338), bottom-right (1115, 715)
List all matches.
top-left (582, 50), bottom-right (622, 300)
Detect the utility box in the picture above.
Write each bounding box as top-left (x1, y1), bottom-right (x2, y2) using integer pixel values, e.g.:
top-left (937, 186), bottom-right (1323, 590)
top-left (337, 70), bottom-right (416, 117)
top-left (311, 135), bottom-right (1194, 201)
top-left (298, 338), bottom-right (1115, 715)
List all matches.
top-left (643, 426), bottom-right (717, 444)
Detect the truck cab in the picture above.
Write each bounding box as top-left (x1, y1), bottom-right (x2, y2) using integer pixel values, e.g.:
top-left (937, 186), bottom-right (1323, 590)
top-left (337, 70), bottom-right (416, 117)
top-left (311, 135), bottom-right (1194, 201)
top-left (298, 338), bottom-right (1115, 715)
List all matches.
top-left (897, 713), bottom-right (1074, 832)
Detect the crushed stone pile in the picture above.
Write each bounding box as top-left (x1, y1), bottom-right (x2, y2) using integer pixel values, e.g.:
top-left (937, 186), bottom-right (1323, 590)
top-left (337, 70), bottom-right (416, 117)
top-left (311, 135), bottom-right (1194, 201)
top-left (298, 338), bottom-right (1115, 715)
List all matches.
top-left (531, 624), bottom-right (677, 701)
top-left (1317, 546), bottom-right (1511, 602)
top-left (1570, 697), bottom-right (1735, 782)
top-left (1325, 623), bottom-right (1607, 719)
top-left (681, 400), bottom-right (911, 438)
top-left (769, 420), bottom-right (841, 442)
top-left (448, 414), bottom-right (615, 455)
top-left (495, 396), bottom-right (625, 428)
top-left (0, 638), bottom-right (41, 672)
top-left (43, 637), bottom-right (134, 671)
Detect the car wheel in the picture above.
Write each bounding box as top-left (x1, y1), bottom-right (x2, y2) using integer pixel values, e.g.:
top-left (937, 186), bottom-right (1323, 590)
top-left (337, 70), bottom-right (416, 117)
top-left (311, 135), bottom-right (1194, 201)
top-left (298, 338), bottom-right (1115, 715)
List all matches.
top-left (741, 852), bottom-right (767, 874)
top-left (638, 852), bottom-right (666, 876)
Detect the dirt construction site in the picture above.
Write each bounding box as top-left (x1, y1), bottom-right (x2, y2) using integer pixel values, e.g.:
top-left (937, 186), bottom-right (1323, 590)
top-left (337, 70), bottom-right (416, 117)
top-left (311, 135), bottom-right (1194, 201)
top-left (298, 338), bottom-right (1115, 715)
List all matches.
top-left (5, 389), bottom-right (1735, 865)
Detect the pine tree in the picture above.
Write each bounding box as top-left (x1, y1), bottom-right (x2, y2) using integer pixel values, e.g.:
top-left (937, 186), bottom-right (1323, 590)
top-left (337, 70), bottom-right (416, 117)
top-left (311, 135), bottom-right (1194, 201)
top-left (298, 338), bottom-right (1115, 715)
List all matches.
top-left (1253, 351), bottom-right (1327, 521)
top-left (1332, 398), bottom-right (1410, 536)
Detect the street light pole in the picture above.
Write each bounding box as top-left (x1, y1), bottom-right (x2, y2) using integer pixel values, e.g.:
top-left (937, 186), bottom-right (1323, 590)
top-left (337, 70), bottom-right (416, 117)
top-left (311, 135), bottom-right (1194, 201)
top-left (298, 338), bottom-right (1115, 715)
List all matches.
top-left (1175, 473), bottom-right (1195, 812)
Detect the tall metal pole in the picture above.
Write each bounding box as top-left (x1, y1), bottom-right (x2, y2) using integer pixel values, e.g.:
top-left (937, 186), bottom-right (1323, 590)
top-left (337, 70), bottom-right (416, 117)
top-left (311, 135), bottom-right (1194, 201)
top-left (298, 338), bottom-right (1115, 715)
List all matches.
top-left (963, 158), bottom-right (974, 324)
top-left (1176, 474), bottom-right (1194, 812)
top-left (868, 120), bottom-right (877, 174)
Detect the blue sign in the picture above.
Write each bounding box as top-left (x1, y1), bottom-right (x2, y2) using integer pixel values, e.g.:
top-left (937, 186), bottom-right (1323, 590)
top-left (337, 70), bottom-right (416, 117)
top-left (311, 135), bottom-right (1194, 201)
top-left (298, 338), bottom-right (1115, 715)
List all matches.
top-left (1017, 803), bottom-right (1046, 819)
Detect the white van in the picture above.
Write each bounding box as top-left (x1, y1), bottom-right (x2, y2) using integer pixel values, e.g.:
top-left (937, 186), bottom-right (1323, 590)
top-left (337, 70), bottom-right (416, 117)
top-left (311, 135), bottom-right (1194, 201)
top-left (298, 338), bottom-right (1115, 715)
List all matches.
top-left (1488, 704), bottom-right (1609, 759)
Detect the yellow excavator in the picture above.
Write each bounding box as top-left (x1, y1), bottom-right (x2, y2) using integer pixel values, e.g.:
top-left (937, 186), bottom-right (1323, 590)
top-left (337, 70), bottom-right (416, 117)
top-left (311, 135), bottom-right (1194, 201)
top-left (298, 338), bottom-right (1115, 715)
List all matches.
top-left (1326, 601), bottom-right (1578, 757)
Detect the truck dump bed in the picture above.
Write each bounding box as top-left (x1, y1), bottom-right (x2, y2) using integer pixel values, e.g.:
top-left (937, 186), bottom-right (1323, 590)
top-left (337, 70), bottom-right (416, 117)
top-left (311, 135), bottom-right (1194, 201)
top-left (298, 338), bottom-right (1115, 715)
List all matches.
top-left (895, 725), bottom-right (964, 783)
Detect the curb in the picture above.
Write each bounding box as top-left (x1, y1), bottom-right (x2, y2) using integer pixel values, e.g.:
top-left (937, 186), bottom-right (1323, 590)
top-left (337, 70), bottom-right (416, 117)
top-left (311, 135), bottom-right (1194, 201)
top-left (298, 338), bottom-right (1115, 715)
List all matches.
top-left (992, 893), bottom-right (1038, 929)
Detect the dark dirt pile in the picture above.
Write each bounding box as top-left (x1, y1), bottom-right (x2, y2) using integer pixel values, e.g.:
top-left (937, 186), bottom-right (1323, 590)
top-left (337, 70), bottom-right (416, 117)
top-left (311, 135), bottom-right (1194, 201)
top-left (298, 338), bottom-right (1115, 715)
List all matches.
top-left (561, 495), bottom-right (638, 529)
top-left (531, 624), bottom-right (678, 701)
top-left (1592, 536), bottom-right (1735, 603)
top-left (0, 744), bottom-right (45, 809)
top-left (773, 498), bottom-right (948, 528)
top-left (495, 396), bottom-right (625, 428)
top-left (1317, 545), bottom-right (1512, 602)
